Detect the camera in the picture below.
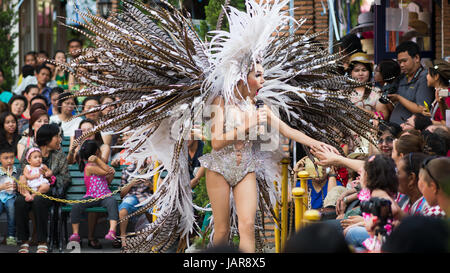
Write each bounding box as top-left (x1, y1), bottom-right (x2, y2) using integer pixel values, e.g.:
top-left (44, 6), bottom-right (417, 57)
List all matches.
top-left (438, 88), bottom-right (450, 98)
top-left (360, 197), bottom-right (393, 236)
top-left (379, 80), bottom-right (399, 104)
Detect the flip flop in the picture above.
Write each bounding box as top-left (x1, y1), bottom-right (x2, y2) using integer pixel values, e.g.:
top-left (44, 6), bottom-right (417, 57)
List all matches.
top-left (18, 243), bottom-right (30, 253)
top-left (36, 244), bottom-right (48, 253)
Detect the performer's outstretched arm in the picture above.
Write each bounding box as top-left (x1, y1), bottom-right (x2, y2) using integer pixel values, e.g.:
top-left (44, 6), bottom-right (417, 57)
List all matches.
top-left (267, 107), bottom-right (339, 153)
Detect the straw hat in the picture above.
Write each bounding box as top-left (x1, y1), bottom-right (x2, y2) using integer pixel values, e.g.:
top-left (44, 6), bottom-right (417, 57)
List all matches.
top-left (302, 156), bottom-right (323, 178)
top-left (348, 52), bottom-right (373, 70)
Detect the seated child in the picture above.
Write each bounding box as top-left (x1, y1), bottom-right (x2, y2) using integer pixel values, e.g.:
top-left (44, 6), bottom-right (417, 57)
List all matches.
top-left (0, 147), bottom-right (19, 245)
top-left (69, 140), bottom-right (119, 243)
top-left (22, 147), bottom-right (50, 202)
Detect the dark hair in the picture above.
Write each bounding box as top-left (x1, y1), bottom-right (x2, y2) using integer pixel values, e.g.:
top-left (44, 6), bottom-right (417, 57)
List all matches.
top-left (79, 119), bottom-right (104, 145)
top-left (21, 65), bottom-right (35, 78)
top-left (38, 50), bottom-right (49, 58)
top-left (77, 139), bottom-right (100, 172)
top-left (433, 127), bottom-right (450, 152)
top-left (30, 94), bottom-right (49, 107)
top-left (57, 92), bottom-right (77, 113)
top-left (54, 50), bottom-right (66, 59)
top-left (0, 67), bottom-right (3, 78)
top-left (50, 86), bottom-right (64, 99)
top-left (378, 121), bottom-right (402, 138)
top-left (28, 108), bottom-right (49, 138)
top-left (284, 222), bottom-right (351, 253)
top-left (378, 59), bottom-right (401, 83)
top-left (24, 51), bottom-right (37, 61)
top-left (423, 131), bottom-right (448, 156)
top-left (412, 113), bottom-right (432, 132)
top-left (0, 112), bottom-right (19, 155)
top-left (395, 41), bottom-right (421, 59)
top-left (82, 96), bottom-right (100, 109)
top-left (382, 216), bottom-right (448, 253)
top-left (401, 152), bottom-right (428, 178)
top-left (23, 84), bottom-right (39, 95)
top-left (36, 123), bottom-right (60, 147)
top-left (35, 64), bottom-right (52, 77)
top-left (68, 38), bottom-right (83, 47)
top-left (8, 94), bottom-right (28, 113)
top-left (364, 154), bottom-right (399, 197)
top-left (0, 146), bottom-right (15, 156)
top-left (339, 33), bottom-right (363, 55)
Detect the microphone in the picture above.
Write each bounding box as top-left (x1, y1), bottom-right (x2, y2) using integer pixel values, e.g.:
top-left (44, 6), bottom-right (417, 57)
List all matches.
top-left (255, 99), bottom-right (265, 135)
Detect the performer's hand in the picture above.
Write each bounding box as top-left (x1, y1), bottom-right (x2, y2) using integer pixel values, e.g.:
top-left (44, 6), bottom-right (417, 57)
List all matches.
top-left (310, 141), bottom-right (339, 156)
top-left (310, 145), bottom-right (341, 166)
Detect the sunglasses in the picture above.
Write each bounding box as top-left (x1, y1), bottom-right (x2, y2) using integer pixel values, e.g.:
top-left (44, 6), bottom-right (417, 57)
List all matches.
top-left (421, 156), bottom-right (442, 188)
top-left (377, 136), bottom-right (394, 145)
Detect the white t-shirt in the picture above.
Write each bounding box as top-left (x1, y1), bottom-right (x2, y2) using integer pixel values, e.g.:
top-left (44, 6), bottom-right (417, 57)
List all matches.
top-left (50, 115), bottom-right (83, 137)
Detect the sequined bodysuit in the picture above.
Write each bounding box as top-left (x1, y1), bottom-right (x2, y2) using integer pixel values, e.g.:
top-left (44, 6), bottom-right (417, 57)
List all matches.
top-left (199, 100), bottom-right (256, 187)
top-left (199, 140), bottom-right (255, 187)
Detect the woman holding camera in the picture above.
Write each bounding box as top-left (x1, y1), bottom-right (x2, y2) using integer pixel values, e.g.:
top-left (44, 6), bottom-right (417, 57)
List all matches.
top-left (421, 59), bottom-right (450, 125)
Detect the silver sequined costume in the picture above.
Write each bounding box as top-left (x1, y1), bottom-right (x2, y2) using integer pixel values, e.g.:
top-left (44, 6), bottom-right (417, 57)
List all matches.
top-left (199, 140), bottom-right (255, 187)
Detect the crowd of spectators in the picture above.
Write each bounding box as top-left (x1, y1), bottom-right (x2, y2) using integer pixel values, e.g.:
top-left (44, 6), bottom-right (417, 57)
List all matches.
top-left (0, 39), bottom-right (154, 253)
top-left (0, 33), bottom-right (449, 254)
top-left (288, 38), bottom-right (450, 253)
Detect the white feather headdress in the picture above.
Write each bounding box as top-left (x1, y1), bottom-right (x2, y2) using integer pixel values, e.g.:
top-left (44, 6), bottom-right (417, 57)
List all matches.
top-left (204, 0), bottom-right (294, 105)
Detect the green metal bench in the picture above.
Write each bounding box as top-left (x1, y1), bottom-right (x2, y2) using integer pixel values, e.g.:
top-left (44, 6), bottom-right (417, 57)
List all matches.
top-left (57, 165), bottom-right (123, 252)
top-left (57, 136), bottom-right (124, 252)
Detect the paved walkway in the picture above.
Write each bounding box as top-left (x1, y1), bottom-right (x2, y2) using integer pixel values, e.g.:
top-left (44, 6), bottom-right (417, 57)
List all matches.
top-left (0, 238), bottom-right (122, 253)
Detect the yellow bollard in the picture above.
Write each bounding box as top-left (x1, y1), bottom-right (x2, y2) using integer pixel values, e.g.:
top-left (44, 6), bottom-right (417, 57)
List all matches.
top-left (291, 187), bottom-right (305, 232)
top-left (297, 171), bottom-right (309, 216)
top-left (152, 161), bottom-right (160, 223)
top-left (280, 157), bottom-right (290, 250)
top-left (303, 209), bottom-right (321, 226)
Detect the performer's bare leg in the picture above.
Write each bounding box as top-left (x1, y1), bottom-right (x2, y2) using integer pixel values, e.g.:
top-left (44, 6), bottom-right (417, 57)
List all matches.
top-left (206, 169), bottom-right (230, 247)
top-left (233, 172), bottom-right (257, 253)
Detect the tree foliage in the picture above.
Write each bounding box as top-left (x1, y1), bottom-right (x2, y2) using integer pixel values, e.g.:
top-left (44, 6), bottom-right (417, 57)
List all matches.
top-left (198, 0), bottom-right (245, 40)
top-left (0, 2), bottom-right (18, 91)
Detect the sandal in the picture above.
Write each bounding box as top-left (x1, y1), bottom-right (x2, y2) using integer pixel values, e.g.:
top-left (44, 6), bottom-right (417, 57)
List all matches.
top-left (69, 233), bottom-right (81, 243)
top-left (18, 243), bottom-right (30, 253)
top-left (36, 244), bottom-right (48, 253)
top-left (105, 230), bottom-right (117, 241)
top-left (88, 239), bottom-right (103, 249)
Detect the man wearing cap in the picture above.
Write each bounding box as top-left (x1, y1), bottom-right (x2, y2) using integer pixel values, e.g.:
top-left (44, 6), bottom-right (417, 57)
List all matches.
top-left (388, 41), bottom-right (434, 125)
